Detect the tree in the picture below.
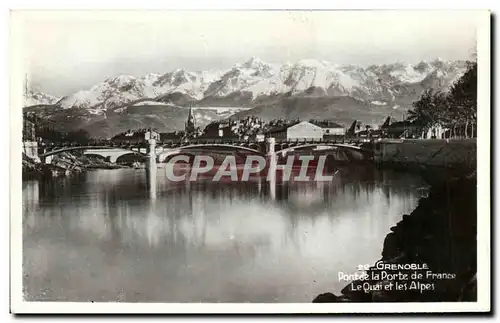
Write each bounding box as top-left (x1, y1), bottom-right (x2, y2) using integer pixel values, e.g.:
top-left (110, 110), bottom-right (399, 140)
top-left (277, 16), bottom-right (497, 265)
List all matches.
top-left (405, 60), bottom-right (477, 139)
top-left (448, 61), bottom-right (477, 138)
top-left (64, 129), bottom-right (91, 144)
top-left (407, 89), bottom-right (447, 138)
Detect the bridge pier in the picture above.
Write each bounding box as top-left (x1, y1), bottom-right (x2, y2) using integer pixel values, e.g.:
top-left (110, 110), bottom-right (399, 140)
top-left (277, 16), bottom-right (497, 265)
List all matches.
top-left (266, 137), bottom-right (276, 200)
top-left (147, 139), bottom-right (157, 199)
top-left (23, 141), bottom-right (40, 162)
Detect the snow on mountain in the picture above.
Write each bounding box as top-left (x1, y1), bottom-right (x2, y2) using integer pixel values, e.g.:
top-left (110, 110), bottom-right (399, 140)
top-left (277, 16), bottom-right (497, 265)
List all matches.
top-left (192, 107), bottom-right (252, 123)
top-left (132, 100), bottom-right (170, 106)
top-left (201, 57), bottom-right (467, 102)
top-left (285, 59), bottom-right (333, 94)
top-left (24, 90), bottom-right (60, 107)
top-left (38, 57), bottom-right (468, 111)
top-left (371, 101), bottom-right (388, 106)
top-left (152, 68), bottom-right (226, 100)
top-left (58, 75), bottom-right (144, 110)
top-left (203, 57), bottom-right (284, 98)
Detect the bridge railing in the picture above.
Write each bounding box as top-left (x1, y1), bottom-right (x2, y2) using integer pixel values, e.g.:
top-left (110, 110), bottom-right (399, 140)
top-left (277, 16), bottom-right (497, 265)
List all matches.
top-left (39, 137), bottom-right (370, 152)
top-left (156, 138), bottom-right (364, 145)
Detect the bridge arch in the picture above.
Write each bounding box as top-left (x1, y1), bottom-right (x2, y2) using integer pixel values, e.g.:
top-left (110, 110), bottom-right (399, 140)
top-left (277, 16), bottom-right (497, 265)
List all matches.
top-left (83, 153), bottom-right (108, 161)
top-left (274, 143), bottom-right (373, 160)
top-left (158, 143), bottom-right (264, 163)
top-left (160, 143), bottom-right (263, 154)
top-left (39, 146), bottom-right (149, 163)
top-left (115, 152), bottom-right (148, 164)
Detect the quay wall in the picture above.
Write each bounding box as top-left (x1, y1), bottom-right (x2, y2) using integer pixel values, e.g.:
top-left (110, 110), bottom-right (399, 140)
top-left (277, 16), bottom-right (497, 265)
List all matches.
top-left (373, 139), bottom-right (476, 170)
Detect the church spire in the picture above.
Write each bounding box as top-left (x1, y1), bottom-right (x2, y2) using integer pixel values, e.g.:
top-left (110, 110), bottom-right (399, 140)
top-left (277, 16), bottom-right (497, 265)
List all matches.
top-left (185, 105), bottom-right (197, 139)
top-left (24, 74), bottom-right (28, 99)
top-left (188, 106), bottom-right (195, 126)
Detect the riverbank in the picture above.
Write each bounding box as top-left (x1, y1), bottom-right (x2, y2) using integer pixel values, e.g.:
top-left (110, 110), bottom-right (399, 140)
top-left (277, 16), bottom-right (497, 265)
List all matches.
top-left (313, 169), bottom-right (477, 302)
top-left (22, 152), bottom-right (130, 180)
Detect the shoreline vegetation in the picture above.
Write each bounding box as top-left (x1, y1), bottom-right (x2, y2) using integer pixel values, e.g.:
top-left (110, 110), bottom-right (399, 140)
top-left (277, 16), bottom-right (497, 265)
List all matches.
top-left (22, 152), bottom-right (131, 180)
top-left (313, 167), bottom-right (477, 302)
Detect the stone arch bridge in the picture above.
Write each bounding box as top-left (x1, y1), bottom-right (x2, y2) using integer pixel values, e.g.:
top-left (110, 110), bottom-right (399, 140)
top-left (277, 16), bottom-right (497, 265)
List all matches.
top-left (38, 139), bottom-right (374, 164)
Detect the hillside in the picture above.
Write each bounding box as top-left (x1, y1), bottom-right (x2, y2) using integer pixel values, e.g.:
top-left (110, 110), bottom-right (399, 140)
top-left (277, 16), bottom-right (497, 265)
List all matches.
top-left (23, 57), bottom-right (469, 137)
top-left (25, 101), bottom-right (248, 139)
top-left (83, 105), bottom-right (190, 138)
top-left (231, 95), bottom-right (396, 127)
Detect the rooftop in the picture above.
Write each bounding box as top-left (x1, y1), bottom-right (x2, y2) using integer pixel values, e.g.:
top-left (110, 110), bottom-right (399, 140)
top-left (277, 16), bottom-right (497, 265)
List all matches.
top-left (309, 120), bottom-right (345, 129)
top-left (264, 120), bottom-right (302, 134)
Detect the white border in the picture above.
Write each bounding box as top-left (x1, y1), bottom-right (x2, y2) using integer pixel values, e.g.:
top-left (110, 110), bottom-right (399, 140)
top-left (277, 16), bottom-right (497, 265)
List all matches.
top-left (9, 9), bottom-right (491, 314)
top-left (474, 7), bottom-right (492, 316)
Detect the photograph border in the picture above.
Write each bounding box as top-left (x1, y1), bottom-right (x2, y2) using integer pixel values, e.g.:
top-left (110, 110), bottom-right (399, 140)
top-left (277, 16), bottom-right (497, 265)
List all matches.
top-left (9, 9), bottom-right (492, 314)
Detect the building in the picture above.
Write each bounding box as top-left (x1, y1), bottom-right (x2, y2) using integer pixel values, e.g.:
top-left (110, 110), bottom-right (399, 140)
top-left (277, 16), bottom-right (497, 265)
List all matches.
top-left (386, 121), bottom-right (422, 138)
top-left (346, 120), bottom-right (362, 137)
top-left (202, 122), bottom-right (220, 138)
top-left (22, 116), bottom-right (39, 161)
top-left (380, 115), bottom-right (443, 139)
top-left (145, 129), bottom-right (160, 141)
top-left (160, 131), bottom-right (184, 142)
top-left (253, 130), bottom-right (265, 142)
top-left (356, 128), bottom-right (383, 139)
top-left (111, 128), bottom-right (160, 143)
top-left (200, 120), bottom-right (241, 140)
top-left (202, 121), bottom-right (231, 138)
top-left (310, 120), bottom-right (346, 136)
top-left (265, 121), bottom-right (324, 141)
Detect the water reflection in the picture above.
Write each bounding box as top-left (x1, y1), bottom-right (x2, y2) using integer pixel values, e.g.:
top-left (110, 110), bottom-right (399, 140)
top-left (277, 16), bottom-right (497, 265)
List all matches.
top-left (23, 166), bottom-right (427, 302)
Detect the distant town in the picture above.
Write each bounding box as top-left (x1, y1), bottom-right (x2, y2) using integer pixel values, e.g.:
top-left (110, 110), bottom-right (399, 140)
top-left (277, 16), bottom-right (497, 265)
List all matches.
top-left (21, 60), bottom-right (477, 178)
top-left (22, 108), bottom-right (471, 149)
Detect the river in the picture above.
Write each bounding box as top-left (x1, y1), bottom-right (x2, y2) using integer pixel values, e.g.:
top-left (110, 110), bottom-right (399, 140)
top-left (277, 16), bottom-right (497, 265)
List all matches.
top-left (22, 165), bottom-right (427, 302)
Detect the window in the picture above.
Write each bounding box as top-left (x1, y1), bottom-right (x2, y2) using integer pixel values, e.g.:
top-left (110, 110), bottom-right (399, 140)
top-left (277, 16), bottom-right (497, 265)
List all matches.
top-left (325, 129), bottom-right (330, 134)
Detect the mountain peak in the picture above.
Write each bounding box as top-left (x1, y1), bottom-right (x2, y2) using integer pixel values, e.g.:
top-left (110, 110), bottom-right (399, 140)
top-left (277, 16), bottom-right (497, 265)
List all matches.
top-left (24, 89), bottom-right (60, 107)
top-left (105, 75), bottom-right (136, 83)
top-left (241, 57), bottom-right (269, 69)
top-left (295, 59), bottom-right (331, 68)
top-left (25, 57), bottom-right (466, 111)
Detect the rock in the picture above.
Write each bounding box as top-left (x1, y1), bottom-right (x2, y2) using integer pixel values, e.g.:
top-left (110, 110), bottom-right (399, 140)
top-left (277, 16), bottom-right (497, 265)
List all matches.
top-left (313, 170), bottom-right (477, 303)
top-left (459, 273), bottom-right (477, 301)
top-left (382, 232), bottom-right (400, 259)
top-left (312, 293), bottom-right (342, 303)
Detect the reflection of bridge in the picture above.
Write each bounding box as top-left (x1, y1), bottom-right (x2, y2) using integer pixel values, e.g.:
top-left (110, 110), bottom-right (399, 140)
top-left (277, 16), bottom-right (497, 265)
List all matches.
top-left (36, 137), bottom-right (374, 200)
top-left (38, 138), bottom-right (373, 163)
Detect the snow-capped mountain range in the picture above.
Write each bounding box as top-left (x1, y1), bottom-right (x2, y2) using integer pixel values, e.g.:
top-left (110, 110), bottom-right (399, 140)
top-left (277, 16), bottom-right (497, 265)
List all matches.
top-left (24, 57), bottom-right (468, 110)
top-left (24, 89), bottom-right (61, 107)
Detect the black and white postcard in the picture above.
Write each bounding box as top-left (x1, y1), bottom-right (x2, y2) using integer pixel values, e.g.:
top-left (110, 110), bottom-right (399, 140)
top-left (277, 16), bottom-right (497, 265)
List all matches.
top-left (10, 9), bottom-right (491, 314)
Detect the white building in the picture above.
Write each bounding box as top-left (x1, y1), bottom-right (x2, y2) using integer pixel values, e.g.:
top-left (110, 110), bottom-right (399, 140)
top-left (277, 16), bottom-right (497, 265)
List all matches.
top-left (310, 120), bottom-right (346, 136)
top-left (145, 129), bottom-right (160, 141)
top-left (266, 121), bottom-right (324, 141)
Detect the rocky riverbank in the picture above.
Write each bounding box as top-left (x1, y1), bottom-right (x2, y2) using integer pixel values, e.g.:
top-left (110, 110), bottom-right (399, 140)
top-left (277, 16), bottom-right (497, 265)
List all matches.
top-left (22, 152), bottom-right (129, 180)
top-left (313, 170), bottom-right (477, 302)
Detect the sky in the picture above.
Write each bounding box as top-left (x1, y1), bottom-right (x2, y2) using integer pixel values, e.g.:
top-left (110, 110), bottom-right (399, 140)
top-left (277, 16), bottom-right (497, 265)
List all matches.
top-left (15, 10), bottom-right (479, 97)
